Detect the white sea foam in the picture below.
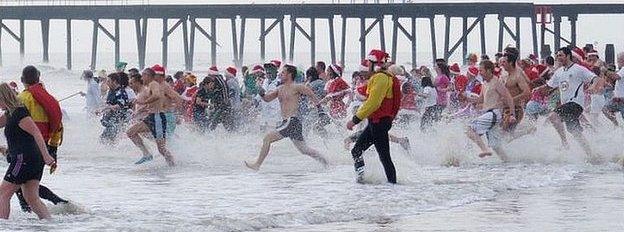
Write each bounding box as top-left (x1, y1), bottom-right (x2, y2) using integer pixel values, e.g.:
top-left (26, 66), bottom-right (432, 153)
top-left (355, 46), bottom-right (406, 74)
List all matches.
top-left (0, 62), bottom-right (621, 231)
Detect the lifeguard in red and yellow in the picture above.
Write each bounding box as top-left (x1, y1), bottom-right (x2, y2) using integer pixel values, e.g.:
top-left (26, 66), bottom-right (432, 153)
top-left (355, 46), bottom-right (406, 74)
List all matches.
top-left (346, 49), bottom-right (401, 184)
top-left (18, 66), bottom-right (63, 157)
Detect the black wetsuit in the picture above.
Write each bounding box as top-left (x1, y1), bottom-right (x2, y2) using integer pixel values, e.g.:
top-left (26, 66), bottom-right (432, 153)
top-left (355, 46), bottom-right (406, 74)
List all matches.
top-left (194, 78), bottom-right (233, 131)
top-left (350, 117), bottom-right (396, 183)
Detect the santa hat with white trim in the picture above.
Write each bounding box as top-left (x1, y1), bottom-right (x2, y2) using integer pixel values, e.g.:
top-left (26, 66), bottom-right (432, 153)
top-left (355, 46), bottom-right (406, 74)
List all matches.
top-left (152, 64), bottom-right (165, 75)
top-left (572, 47), bottom-right (586, 61)
top-left (367, 49), bottom-right (389, 64)
top-left (225, 66), bottom-right (237, 78)
top-left (360, 59), bottom-right (369, 71)
top-left (587, 50), bottom-right (599, 58)
top-left (329, 64), bottom-right (343, 76)
top-left (207, 66), bottom-right (219, 76)
top-left (251, 65), bottom-right (265, 75)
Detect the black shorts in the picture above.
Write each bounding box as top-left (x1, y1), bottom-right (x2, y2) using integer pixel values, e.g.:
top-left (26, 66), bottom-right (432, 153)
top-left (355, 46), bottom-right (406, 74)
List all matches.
top-left (4, 152), bottom-right (44, 185)
top-left (554, 102), bottom-right (583, 133)
top-left (143, 112), bottom-right (167, 139)
top-left (277, 117), bottom-right (304, 141)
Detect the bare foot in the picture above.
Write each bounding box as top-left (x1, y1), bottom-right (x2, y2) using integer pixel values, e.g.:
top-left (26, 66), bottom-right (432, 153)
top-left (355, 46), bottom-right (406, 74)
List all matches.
top-left (165, 156), bottom-right (176, 167)
top-left (244, 161), bottom-right (259, 171)
top-left (616, 156), bottom-right (624, 167)
top-left (478, 152), bottom-right (493, 158)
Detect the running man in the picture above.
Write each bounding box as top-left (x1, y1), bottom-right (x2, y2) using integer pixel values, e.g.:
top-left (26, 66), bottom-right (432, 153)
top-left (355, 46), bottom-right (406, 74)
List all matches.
top-left (543, 47), bottom-right (599, 162)
top-left (465, 60), bottom-right (516, 162)
top-left (126, 65), bottom-right (175, 166)
top-left (245, 64), bottom-right (329, 171)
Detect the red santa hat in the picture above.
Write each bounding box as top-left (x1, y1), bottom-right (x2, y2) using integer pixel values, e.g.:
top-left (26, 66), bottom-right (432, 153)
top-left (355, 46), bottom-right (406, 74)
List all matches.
top-left (151, 64), bottom-right (165, 75)
top-left (225, 66), bottom-right (237, 77)
top-left (450, 63), bottom-right (461, 75)
top-left (534, 64), bottom-right (549, 78)
top-left (467, 66), bottom-right (479, 77)
top-left (367, 49), bottom-right (389, 63)
top-left (587, 50), bottom-right (599, 58)
top-left (329, 64), bottom-right (343, 76)
top-left (251, 65), bottom-right (265, 75)
top-left (572, 47), bottom-right (585, 61)
top-left (270, 59), bottom-right (282, 68)
top-left (493, 67), bottom-right (502, 77)
top-left (207, 66), bottom-right (219, 76)
top-left (360, 59), bottom-right (369, 71)
top-left (528, 54), bottom-right (538, 62)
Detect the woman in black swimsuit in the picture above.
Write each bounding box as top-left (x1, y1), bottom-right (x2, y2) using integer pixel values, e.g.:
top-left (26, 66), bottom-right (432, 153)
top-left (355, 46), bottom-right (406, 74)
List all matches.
top-left (0, 83), bottom-right (55, 219)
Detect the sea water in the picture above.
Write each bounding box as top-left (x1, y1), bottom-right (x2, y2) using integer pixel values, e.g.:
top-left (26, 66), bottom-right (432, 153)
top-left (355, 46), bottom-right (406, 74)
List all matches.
top-left (0, 59), bottom-right (622, 231)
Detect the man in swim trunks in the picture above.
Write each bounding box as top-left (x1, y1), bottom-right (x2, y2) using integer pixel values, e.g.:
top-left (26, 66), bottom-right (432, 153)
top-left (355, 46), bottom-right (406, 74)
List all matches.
top-left (126, 65), bottom-right (175, 166)
top-left (245, 64), bottom-right (329, 171)
top-left (465, 60), bottom-right (517, 162)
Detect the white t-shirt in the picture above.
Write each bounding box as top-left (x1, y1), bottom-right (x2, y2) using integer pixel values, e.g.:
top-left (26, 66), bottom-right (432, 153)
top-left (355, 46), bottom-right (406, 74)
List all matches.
top-left (422, 86), bottom-right (438, 108)
top-left (547, 63), bottom-right (595, 107)
top-left (613, 67), bottom-right (624, 98)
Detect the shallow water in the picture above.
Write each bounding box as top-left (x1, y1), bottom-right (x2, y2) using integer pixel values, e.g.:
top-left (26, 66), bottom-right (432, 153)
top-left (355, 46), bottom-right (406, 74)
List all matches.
top-left (0, 66), bottom-right (622, 231)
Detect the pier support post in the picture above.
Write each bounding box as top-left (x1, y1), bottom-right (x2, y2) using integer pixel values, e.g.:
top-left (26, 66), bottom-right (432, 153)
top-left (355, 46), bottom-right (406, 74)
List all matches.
top-left (554, 15), bottom-right (561, 51)
top-left (462, 17), bottom-right (467, 65)
top-left (260, 18), bottom-right (266, 62)
top-left (162, 18), bottom-right (168, 68)
top-left (239, 17), bottom-right (246, 67)
top-left (66, 19), bottom-right (72, 70)
top-left (42, 19), bottom-right (50, 63)
top-left (231, 17), bottom-right (238, 68)
top-left (444, 16), bottom-right (450, 60)
top-left (531, 14), bottom-right (538, 57)
top-left (480, 15), bottom-right (486, 56)
top-left (340, 16), bottom-right (347, 65)
top-left (329, 17), bottom-right (336, 64)
top-left (569, 15), bottom-right (577, 47)
top-left (429, 16), bottom-right (437, 62)
top-left (279, 18), bottom-right (286, 62)
top-left (91, 20), bottom-right (98, 70)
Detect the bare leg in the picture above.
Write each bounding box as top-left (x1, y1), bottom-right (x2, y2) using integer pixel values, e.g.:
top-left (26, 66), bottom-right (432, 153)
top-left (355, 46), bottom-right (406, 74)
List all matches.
top-left (156, 139), bottom-right (175, 167)
top-left (548, 113), bottom-right (570, 148)
top-left (466, 127), bottom-right (491, 158)
top-left (492, 146), bottom-right (510, 162)
top-left (245, 131), bottom-right (284, 171)
top-left (570, 130), bottom-right (599, 163)
top-left (602, 108), bottom-right (619, 127)
top-left (389, 134), bottom-right (410, 151)
top-left (0, 181), bottom-right (19, 219)
top-left (21, 181), bottom-right (50, 219)
top-left (292, 140), bottom-right (329, 167)
top-left (127, 122), bottom-right (152, 157)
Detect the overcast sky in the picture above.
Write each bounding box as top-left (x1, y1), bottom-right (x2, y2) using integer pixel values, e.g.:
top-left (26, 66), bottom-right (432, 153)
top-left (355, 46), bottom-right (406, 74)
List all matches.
top-left (0, 0), bottom-right (622, 69)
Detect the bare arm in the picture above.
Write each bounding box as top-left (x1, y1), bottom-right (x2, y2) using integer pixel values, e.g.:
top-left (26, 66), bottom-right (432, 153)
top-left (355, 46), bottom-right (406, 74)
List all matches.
top-left (259, 86), bottom-right (279, 102)
top-left (0, 114), bottom-right (7, 128)
top-left (19, 116), bottom-right (54, 165)
top-left (514, 76), bottom-right (532, 103)
top-left (299, 84), bottom-right (321, 106)
top-left (137, 82), bottom-right (162, 105)
top-left (165, 85), bottom-right (184, 104)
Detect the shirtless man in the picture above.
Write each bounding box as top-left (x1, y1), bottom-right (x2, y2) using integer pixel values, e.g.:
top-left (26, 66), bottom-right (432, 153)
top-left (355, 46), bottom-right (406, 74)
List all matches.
top-left (128, 74), bottom-right (149, 122)
top-left (466, 60), bottom-right (516, 162)
top-left (499, 47), bottom-right (531, 135)
top-left (154, 69), bottom-right (183, 137)
top-left (245, 64), bottom-right (329, 171)
top-left (126, 65), bottom-right (175, 166)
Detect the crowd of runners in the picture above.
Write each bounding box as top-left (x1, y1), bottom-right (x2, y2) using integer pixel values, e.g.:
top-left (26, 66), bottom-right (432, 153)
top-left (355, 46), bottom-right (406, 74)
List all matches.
top-left (0, 44), bottom-right (623, 219)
